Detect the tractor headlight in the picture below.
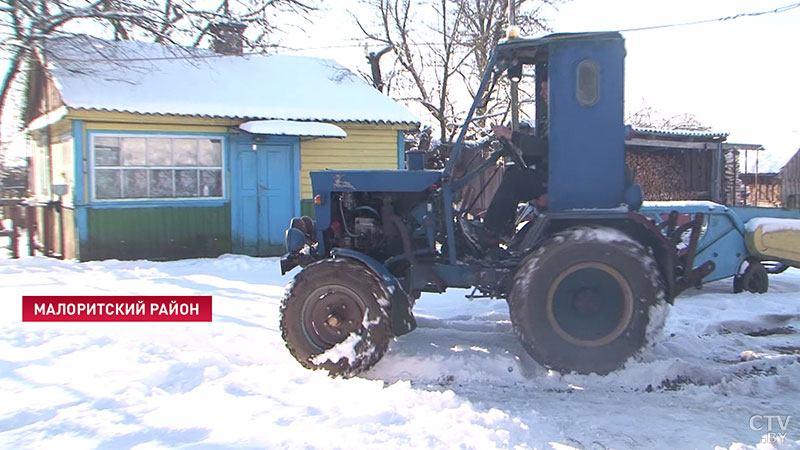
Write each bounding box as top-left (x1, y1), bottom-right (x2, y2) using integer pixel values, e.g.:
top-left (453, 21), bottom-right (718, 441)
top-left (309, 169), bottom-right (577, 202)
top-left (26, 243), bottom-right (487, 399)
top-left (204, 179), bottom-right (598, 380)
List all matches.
top-left (285, 228), bottom-right (306, 253)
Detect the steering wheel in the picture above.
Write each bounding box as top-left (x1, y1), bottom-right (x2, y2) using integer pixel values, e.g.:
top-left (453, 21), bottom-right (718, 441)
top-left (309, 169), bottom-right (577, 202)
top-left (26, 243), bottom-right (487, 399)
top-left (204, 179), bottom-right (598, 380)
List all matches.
top-left (495, 135), bottom-right (528, 169)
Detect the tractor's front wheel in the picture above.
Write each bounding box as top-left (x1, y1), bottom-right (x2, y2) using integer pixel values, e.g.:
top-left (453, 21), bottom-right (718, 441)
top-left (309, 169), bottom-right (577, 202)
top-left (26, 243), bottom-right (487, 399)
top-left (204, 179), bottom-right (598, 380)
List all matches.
top-left (509, 226), bottom-right (668, 374)
top-left (280, 258), bottom-right (391, 377)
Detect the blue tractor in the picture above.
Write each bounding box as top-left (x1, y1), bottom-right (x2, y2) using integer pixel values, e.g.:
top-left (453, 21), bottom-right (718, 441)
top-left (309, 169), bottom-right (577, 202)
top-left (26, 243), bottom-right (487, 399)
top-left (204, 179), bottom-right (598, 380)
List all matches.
top-left (278, 32), bottom-right (715, 376)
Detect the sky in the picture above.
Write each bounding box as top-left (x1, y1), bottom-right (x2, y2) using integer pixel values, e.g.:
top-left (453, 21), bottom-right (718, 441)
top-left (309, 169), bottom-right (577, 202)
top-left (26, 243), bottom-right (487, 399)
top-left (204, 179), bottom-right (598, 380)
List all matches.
top-left (3, 0), bottom-right (798, 171)
top-left (284, 0), bottom-right (800, 172)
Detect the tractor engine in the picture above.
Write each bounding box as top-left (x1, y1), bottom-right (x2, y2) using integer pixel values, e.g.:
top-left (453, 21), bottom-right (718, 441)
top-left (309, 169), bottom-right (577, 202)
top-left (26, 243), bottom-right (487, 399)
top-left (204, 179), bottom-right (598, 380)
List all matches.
top-left (331, 192), bottom-right (385, 252)
top-left (326, 191), bottom-right (432, 263)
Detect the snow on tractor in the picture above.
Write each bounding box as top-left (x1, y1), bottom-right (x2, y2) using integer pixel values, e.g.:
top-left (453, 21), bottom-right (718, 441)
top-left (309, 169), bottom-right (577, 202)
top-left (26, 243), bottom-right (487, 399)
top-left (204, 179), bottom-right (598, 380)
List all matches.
top-left (278, 32), bottom-right (800, 377)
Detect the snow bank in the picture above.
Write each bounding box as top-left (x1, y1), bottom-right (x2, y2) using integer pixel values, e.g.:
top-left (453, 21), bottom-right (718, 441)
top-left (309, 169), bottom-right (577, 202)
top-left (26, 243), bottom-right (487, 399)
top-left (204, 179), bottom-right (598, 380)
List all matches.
top-left (1, 255), bottom-right (799, 448)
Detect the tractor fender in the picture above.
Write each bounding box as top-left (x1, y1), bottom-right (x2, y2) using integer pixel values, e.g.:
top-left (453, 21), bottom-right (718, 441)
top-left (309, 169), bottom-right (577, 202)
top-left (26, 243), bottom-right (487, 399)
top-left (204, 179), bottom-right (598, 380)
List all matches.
top-left (330, 248), bottom-right (417, 337)
top-left (526, 212), bottom-right (679, 303)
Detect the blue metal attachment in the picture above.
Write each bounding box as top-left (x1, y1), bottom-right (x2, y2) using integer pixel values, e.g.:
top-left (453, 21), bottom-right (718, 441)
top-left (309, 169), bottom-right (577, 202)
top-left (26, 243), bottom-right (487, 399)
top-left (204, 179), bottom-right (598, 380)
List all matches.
top-left (640, 203), bottom-right (744, 283)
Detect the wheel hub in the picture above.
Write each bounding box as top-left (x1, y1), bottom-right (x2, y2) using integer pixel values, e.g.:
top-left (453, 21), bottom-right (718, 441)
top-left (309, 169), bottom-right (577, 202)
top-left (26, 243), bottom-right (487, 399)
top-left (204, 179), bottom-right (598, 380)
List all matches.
top-left (326, 315), bottom-right (341, 327)
top-left (572, 288), bottom-right (602, 314)
top-left (302, 286), bottom-right (365, 349)
top-left (546, 262), bottom-right (634, 347)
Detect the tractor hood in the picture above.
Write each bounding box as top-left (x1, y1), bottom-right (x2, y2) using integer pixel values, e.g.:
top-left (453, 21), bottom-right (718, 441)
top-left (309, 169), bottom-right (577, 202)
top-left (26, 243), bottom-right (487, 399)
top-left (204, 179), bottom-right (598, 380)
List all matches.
top-left (310, 169), bottom-right (442, 193)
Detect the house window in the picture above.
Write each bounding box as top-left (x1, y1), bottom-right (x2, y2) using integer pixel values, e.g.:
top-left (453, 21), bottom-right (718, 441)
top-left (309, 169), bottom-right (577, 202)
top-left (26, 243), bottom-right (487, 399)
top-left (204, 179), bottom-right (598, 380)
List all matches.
top-left (91, 135), bottom-right (224, 201)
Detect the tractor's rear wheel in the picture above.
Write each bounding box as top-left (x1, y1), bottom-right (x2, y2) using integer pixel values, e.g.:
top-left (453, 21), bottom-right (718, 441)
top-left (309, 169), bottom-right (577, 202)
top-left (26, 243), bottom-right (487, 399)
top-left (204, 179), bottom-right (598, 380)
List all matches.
top-left (509, 226), bottom-right (667, 374)
top-left (280, 258), bottom-right (391, 377)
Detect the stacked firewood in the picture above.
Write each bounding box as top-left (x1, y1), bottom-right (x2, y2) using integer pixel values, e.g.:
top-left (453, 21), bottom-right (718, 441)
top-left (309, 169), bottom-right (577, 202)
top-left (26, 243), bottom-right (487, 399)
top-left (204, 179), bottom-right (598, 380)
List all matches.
top-left (723, 150), bottom-right (746, 205)
top-left (625, 152), bottom-right (698, 200)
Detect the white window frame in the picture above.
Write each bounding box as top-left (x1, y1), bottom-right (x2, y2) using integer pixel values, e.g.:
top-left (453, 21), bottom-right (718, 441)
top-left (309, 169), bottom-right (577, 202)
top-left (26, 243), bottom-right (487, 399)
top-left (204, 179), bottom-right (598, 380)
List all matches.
top-left (89, 132), bottom-right (227, 203)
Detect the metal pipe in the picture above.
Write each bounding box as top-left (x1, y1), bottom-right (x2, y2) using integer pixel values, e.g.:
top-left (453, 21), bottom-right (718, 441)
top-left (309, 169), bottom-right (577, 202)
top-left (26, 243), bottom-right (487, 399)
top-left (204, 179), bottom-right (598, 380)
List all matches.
top-left (511, 80), bottom-right (519, 130)
top-left (385, 209), bottom-right (417, 266)
top-left (442, 52), bottom-right (498, 180)
top-left (390, 215), bottom-right (416, 265)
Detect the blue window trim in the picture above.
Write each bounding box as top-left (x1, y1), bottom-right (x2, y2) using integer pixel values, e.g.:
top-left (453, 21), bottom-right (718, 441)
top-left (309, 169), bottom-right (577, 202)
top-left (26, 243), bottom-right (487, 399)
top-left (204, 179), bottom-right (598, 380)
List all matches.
top-left (72, 120), bottom-right (89, 249)
top-left (89, 199), bottom-right (229, 209)
top-left (397, 130), bottom-right (405, 169)
top-left (86, 130), bottom-right (229, 207)
top-left (292, 138), bottom-right (301, 217)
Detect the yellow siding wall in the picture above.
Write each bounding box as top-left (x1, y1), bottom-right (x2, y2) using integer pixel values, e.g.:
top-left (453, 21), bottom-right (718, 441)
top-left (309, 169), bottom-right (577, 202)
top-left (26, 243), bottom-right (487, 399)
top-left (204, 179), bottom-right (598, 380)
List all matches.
top-left (28, 122), bottom-right (73, 204)
top-left (83, 121), bottom-right (229, 134)
top-left (72, 109), bottom-right (238, 130)
top-left (300, 123), bottom-right (410, 199)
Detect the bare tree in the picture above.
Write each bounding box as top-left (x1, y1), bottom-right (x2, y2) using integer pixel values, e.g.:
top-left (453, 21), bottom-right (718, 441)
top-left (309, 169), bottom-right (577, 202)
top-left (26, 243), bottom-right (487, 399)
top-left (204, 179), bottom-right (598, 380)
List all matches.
top-left (626, 104), bottom-right (712, 132)
top-left (355, 0), bottom-right (565, 143)
top-left (0, 0), bottom-right (320, 148)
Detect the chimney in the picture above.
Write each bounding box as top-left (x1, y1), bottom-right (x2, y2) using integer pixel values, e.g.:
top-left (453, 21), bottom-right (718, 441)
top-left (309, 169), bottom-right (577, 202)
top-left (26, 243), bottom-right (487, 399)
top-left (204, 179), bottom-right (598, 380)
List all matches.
top-left (209, 21), bottom-right (247, 56)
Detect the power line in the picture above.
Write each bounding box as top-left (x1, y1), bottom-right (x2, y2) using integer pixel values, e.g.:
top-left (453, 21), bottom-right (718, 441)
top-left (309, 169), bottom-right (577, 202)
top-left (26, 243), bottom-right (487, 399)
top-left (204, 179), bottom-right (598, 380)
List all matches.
top-left (1, 2), bottom-right (798, 64)
top-left (616, 1), bottom-right (800, 33)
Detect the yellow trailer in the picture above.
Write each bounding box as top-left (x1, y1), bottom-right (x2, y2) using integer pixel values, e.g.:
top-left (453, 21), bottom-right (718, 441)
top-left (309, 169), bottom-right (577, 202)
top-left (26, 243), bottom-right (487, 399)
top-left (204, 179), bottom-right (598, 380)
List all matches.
top-left (745, 218), bottom-right (800, 267)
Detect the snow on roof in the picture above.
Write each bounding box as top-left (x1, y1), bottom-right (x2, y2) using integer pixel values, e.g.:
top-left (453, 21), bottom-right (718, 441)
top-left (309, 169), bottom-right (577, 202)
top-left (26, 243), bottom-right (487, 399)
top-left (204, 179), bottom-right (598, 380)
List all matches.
top-left (44, 35), bottom-right (419, 125)
top-left (641, 200), bottom-right (723, 211)
top-left (239, 120), bottom-right (346, 138)
top-left (760, 148), bottom-right (799, 173)
top-left (629, 126), bottom-right (728, 141)
top-left (26, 105), bottom-right (67, 131)
top-left (745, 217), bottom-right (800, 233)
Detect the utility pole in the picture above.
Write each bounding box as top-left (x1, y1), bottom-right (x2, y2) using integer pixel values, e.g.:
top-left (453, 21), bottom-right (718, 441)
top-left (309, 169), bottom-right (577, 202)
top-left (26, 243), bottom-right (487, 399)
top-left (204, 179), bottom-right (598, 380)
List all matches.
top-left (509, 2), bottom-right (519, 130)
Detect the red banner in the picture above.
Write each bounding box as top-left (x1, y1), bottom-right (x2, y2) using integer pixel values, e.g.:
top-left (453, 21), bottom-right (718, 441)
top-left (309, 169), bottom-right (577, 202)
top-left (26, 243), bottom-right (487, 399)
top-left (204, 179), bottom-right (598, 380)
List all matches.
top-left (22, 296), bottom-right (212, 322)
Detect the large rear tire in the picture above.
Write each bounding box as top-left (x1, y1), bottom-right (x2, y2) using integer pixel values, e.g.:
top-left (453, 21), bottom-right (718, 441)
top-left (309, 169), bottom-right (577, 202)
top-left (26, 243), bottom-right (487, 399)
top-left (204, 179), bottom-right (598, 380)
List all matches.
top-left (280, 258), bottom-right (392, 377)
top-left (509, 226), bottom-right (668, 374)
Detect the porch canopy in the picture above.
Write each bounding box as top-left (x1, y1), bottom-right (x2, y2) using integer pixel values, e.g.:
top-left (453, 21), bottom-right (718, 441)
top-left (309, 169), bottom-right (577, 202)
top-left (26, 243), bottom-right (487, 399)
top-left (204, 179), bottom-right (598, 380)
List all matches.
top-left (238, 120), bottom-right (347, 138)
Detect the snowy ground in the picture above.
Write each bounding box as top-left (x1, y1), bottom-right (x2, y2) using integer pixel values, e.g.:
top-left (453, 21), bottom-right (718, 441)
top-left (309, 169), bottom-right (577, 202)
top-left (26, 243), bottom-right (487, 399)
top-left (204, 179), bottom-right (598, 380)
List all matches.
top-left (1, 253), bottom-right (799, 449)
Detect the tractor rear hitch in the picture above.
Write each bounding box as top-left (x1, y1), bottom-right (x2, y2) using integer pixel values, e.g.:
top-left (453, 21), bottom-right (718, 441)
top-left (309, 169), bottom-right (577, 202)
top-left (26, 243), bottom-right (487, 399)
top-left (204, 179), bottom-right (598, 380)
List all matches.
top-left (672, 212), bottom-right (715, 293)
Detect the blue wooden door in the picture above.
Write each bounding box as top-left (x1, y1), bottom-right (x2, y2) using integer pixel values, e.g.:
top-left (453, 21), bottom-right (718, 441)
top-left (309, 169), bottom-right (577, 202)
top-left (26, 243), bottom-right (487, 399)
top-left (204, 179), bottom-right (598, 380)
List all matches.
top-left (256, 144), bottom-right (293, 254)
top-left (231, 136), bottom-right (299, 255)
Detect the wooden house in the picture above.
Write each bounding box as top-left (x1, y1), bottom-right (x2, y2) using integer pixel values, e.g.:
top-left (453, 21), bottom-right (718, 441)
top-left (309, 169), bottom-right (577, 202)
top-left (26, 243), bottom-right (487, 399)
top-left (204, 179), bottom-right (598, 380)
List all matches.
top-left (739, 172), bottom-right (781, 207)
top-left (780, 148), bottom-right (800, 208)
top-left (24, 35), bottom-right (418, 260)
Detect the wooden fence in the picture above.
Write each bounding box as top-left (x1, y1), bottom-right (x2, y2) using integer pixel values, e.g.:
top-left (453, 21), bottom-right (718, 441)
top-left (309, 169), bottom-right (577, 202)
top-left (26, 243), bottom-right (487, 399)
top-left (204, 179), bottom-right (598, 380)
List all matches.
top-left (1, 199), bottom-right (40, 259)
